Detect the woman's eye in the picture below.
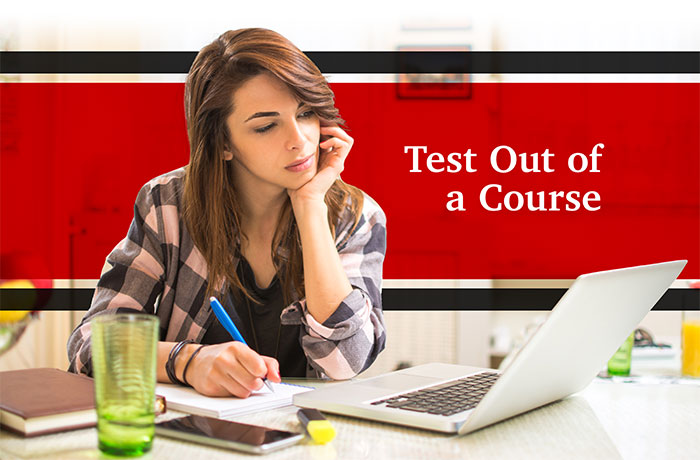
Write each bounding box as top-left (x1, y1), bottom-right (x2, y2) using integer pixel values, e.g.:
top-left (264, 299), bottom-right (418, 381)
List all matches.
top-left (254, 123), bottom-right (275, 133)
top-left (299, 110), bottom-right (315, 118)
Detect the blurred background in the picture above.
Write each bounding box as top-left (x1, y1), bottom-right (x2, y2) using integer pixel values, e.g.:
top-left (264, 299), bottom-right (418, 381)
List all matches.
top-left (1, 0), bottom-right (698, 376)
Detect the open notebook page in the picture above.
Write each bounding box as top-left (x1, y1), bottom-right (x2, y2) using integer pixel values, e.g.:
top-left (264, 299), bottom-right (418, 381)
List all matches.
top-left (156, 381), bottom-right (312, 418)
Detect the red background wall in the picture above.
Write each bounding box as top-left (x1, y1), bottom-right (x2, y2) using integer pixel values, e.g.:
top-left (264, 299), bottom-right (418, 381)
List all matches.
top-left (1, 82), bottom-right (698, 280)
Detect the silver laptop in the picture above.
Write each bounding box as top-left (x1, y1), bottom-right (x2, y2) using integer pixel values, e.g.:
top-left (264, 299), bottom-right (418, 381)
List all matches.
top-left (294, 260), bottom-right (686, 434)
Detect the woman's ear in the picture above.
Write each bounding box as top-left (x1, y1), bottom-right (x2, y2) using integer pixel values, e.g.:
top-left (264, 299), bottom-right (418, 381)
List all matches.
top-left (223, 142), bottom-right (235, 161)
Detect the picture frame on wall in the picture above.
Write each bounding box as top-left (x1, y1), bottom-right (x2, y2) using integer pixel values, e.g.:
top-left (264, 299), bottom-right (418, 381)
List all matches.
top-left (396, 45), bottom-right (472, 99)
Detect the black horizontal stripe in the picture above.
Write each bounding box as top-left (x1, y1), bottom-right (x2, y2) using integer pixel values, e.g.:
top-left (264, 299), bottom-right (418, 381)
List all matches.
top-left (1, 51), bottom-right (698, 74)
top-left (1, 288), bottom-right (697, 311)
top-left (383, 288), bottom-right (699, 311)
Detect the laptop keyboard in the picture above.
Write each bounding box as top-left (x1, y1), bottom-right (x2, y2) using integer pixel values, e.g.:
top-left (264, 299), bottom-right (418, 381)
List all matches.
top-left (370, 372), bottom-right (500, 416)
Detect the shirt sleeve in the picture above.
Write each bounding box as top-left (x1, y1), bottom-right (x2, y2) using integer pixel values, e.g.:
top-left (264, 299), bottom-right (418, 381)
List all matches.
top-left (67, 183), bottom-right (165, 376)
top-left (281, 194), bottom-right (387, 379)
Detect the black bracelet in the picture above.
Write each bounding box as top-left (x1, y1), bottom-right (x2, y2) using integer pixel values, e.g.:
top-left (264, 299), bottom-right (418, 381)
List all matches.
top-left (182, 344), bottom-right (207, 387)
top-left (166, 339), bottom-right (195, 385)
top-left (166, 339), bottom-right (194, 385)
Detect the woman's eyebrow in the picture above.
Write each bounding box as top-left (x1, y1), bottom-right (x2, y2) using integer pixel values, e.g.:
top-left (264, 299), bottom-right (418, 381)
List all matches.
top-left (244, 102), bottom-right (305, 123)
top-left (245, 111), bottom-right (277, 122)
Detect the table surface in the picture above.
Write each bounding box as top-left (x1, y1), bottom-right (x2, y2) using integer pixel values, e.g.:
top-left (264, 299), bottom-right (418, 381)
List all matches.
top-left (1, 372), bottom-right (699, 460)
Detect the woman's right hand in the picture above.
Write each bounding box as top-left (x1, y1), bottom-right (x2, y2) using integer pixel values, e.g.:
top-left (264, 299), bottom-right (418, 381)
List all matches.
top-left (182, 342), bottom-right (281, 398)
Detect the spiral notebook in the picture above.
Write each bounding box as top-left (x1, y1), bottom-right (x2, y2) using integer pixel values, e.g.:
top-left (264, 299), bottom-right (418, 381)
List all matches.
top-left (156, 382), bottom-right (312, 418)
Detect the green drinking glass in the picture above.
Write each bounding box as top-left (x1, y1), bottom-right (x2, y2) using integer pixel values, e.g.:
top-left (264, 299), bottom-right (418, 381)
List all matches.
top-left (91, 313), bottom-right (159, 456)
top-left (607, 331), bottom-right (634, 376)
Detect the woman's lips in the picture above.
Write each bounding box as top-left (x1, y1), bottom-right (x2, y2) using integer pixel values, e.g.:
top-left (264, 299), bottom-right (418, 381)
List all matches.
top-left (285, 154), bottom-right (314, 172)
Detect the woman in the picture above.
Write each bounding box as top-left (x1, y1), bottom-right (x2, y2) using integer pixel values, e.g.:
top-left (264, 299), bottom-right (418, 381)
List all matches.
top-left (67, 28), bottom-right (387, 398)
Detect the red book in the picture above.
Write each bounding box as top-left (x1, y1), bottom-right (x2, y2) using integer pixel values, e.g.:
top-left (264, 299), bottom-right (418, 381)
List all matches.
top-left (0, 368), bottom-right (96, 437)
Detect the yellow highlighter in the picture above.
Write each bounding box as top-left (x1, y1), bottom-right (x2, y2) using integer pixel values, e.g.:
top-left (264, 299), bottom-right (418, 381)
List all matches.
top-left (297, 408), bottom-right (336, 444)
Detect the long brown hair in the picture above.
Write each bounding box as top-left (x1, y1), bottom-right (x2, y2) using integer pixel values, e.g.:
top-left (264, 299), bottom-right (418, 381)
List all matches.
top-left (183, 28), bottom-right (364, 304)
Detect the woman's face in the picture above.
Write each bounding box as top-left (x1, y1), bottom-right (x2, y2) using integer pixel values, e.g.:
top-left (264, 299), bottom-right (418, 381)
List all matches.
top-left (225, 72), bottom-right (320, 194)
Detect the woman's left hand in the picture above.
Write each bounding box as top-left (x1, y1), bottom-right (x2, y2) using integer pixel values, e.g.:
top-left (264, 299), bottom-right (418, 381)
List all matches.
top-left (288, 123), bottom-right (353, 205)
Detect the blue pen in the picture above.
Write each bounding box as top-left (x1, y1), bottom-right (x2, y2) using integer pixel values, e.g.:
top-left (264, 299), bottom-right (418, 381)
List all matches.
top-left (209, 296), bottom-right (275, 393)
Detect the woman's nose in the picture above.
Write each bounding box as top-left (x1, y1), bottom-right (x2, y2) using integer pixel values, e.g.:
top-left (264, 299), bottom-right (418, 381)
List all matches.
top-left (285, 119), bottom-right (306, 151)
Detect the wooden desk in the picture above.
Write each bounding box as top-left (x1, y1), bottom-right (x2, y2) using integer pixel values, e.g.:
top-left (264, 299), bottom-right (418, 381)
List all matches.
top-left (1, 378), bottom-right (698, 459)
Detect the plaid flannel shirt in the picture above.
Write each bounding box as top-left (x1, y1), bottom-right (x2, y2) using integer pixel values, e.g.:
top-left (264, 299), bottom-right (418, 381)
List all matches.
top-left (67, 167), bottom-right (387, 379)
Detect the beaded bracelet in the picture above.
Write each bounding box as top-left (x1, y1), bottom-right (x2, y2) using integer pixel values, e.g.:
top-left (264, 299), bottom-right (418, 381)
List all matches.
top-left (165, 339), bottom-right (195, 385)
top-left (182, 344), bottom-right (207, 387)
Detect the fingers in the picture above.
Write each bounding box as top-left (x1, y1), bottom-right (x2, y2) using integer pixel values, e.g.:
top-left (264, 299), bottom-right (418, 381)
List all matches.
top-left (195, 360), bottom-right (257, 398)
top-left (320, 125), bottom-right (354, 148)
top-left (262, 356), bottom-right (281, 383)
top-left (321, 125), bottom-right (355, 150)
top-left (212, 373), bottom-right (256, 398)
top-left (191, 341), bottom-right (282, 398)
top-left (232, 342), bottom-right (268, 376)
top-left (217, 351), bottom-right (279, 396)
top-left (224, 343), bottom-right (269, 391)
top-left (319, 129), bottom-right (351, 170)
top-left (319, 137), bottom-right (349, 163)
